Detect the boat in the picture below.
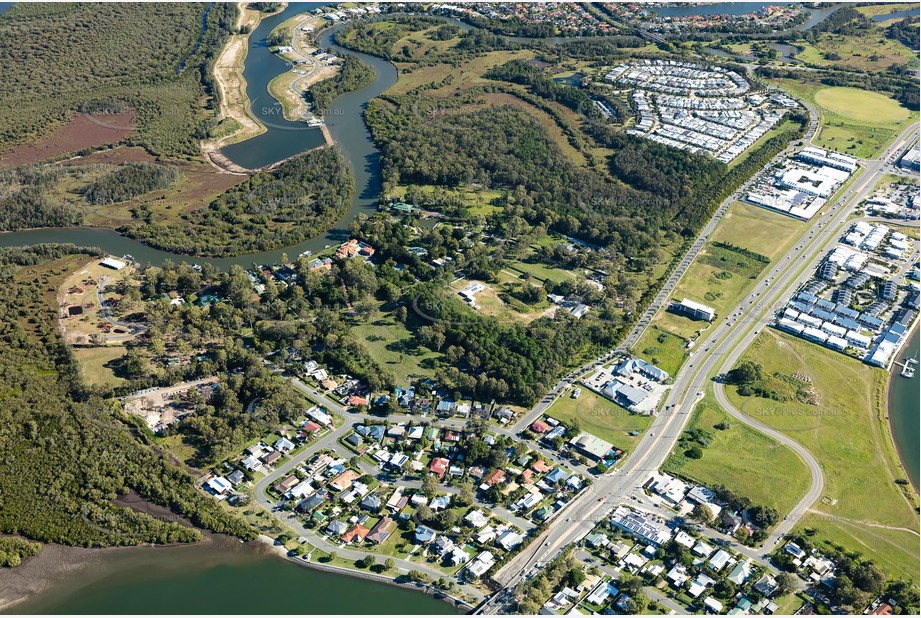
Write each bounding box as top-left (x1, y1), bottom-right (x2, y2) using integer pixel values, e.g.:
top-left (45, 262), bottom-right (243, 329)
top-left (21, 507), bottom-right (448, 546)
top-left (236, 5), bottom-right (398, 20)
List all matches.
top-left (305, 118), bottom-right (324, 127)
top-left (900, 357), bottom-right (916, 378)
top-left (298, 250), bottom-right (312, 258)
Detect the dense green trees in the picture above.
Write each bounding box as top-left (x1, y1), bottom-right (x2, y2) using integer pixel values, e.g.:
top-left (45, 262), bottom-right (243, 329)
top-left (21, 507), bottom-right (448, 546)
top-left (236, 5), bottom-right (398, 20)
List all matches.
top-left (306, 55), bottom-right (375, 117)
top-left (0, 536), bottom-right (41, 567)
top-left (0, 165), bottom-right (82, 231)
top-left (0, 246), bottom-right (253, 548)
top-left (0, 3), bottom-right (236, 157)
top-left (887, 15), bottom-right (920, 50)
top-left (82, 163), bottom-right (181, 205)
top-left (126, 147), bottom-right (353, 256)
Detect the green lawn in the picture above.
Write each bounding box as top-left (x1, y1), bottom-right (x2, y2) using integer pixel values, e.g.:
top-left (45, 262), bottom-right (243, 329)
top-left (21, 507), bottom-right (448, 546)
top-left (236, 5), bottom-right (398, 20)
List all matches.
top-left (633, 326), bottom-right (690, 377)
top-left (813, 87), bottom-right (910, 124)
top-left (349, 310), bottom-right (441, 385)
top-left (772, 80), bottom-right (917, 159)
top-left (664, 394), bottom-right (811, 516)
top-left (709, 202), bottom-right (806, 262)
top-left (545, 389), bottom-right (652, 453)
top-left (727, 330), bottom-right (920, 580)
top-left (73, 345), bottom-right (127, 387)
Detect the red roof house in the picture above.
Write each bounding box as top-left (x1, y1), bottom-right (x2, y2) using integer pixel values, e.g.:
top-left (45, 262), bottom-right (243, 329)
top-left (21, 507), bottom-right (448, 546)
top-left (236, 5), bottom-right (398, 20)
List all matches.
top-left (429, 457), bottom-right (449, 478)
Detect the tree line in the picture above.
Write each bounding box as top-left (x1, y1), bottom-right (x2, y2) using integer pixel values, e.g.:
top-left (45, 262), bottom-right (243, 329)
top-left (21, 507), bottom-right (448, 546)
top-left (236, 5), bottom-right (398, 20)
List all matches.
top-left (0, 246), bottom-right (253, 550)
top-left (82, 163), bottom-right (182, 205)
top-left (125, 146), bottom-right (353, 256)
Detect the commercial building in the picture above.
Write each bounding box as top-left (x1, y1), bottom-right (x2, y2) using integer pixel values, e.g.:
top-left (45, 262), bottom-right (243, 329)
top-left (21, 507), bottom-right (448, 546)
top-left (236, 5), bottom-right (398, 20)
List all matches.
top-left (669, 298), bottom-right (716, 322)
top-left (610, 506), bottom-right (672, 546)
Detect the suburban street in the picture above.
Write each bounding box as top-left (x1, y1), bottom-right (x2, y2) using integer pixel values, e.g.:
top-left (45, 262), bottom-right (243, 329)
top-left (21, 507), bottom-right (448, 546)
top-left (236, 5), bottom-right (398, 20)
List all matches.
top-left (483, 121), bottom-right (920, 611)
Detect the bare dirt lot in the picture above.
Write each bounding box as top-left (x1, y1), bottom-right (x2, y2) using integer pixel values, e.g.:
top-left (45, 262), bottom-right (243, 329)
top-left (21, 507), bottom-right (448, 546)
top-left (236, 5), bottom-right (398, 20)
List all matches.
top-left (58, 258), bottom-right (142, 345)
top-left (0, 112), bottom-right (136, 169)
top-left (124, 377), bottom-right (220, 432)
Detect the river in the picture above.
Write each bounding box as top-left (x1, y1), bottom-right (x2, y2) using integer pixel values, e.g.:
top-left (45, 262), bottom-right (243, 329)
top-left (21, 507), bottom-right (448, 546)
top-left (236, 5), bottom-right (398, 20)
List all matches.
top-left (5, 536), bottom-right (461, 615)
top-left (650, 2), bottom-right (844, 30)
top-left (888, 325), bottom-right (919, 490)
top-left (0, 2), bottom-right (399, 268)
top-left (0, 5), bottom-right (458, 612)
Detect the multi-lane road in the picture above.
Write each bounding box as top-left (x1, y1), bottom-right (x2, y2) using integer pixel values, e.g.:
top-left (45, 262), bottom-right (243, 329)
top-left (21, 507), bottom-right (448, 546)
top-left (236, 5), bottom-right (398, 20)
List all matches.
top-left (484, 123), bottom-right (920, 611)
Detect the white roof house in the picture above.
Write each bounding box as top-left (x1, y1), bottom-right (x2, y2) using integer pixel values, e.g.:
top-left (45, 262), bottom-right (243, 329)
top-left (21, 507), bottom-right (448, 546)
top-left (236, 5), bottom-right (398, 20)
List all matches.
top-left (465, 510), bottom-right (490, 528)
top-left (708, 549), bottom-right (733, 571)
top-left (206, 476), bottom-right (231, 495)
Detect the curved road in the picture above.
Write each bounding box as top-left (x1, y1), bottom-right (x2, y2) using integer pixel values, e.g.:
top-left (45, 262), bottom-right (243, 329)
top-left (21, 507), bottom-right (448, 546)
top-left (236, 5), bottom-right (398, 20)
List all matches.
top-left (483, 122), bottom-right (920, 612)
top-left (712, 382), bottom-right (823, 551)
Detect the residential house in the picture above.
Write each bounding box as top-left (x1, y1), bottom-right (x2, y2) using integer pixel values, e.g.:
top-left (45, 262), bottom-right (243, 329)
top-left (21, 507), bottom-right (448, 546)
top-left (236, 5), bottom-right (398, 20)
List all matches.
top-left (241, 455), bottom-right (261, 471)
top-left (205, 476), bottom-right (231, 496)
top-left (465, 510), bottom-right (490, 528)
top-left (273, 475), bottom-right (299, 495)
top-left (429, 457), bottom-right (449, 478)
top-left (342, 524), bottom-right (369, 544)
top-left (415, 525), bottom-right (437, 544)
top-left (467, 551), bottom-right (495, 578)
top-left (360, 494), bottom-right (382, 512)
top-left (329, 469), bottom-right (359, 492)
top-left (708, 549), bottom-right (733, 571)
top-left (326, 520), bottom-right (348, 536)
top-left (483, 469), bottom-right (506, 487)
top-left (366, 516), bottom-right (396, 544)
top-left (496, 529), bottom-right (524, 551)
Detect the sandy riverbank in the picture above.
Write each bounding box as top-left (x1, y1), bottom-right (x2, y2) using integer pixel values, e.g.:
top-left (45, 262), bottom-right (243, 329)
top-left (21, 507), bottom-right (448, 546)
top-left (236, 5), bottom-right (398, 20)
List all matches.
top-left (200, 2), bottom-right (282, 163)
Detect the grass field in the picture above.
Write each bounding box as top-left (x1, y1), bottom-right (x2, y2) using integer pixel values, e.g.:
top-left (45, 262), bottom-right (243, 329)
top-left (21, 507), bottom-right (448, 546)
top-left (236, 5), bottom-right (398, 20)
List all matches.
top-left (709, 202), bottom-right (806, 261)
top-left (772, 80), bottom-right (917, 159)
top-left (349, 310), bottom-right (441, 385)
top-left (795, 35), bottom-right (918, 73)
top-left (633, 326), bottom-right (691, 377)
top-left (664, 393), bottom-right (811, 517)
top-left (727, 330), bottom-right (920, 580)
top-left (544, 389), bottom-right (652, 453)
top-left (854, 2), bottom-right (917, 17)
top-left (637, 198), bottom-right (809, 372)
top-left (74, 345), bottom-right (127, 387)
top-left (813, 87), bottom-right (910, 125)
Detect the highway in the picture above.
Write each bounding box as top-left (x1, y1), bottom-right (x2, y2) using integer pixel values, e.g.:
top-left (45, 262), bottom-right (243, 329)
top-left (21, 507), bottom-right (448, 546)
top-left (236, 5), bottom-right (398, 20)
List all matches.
top-left (482, 122), bottom-right (919, 612)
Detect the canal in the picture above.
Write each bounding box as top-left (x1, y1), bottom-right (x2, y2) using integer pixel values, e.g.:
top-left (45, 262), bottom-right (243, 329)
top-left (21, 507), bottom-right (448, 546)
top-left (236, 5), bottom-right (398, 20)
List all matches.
top-left (888, 325), bottom-right (919, 489)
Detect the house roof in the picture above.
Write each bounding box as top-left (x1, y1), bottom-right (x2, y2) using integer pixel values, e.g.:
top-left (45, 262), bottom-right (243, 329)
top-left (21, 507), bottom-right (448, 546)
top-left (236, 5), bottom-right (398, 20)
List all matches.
top-left (429, 457), bottom-right (449, 477)
top-left (366, 516), bottom-right (396, 544)
top-left (342, 524), bottom-right (369, 543)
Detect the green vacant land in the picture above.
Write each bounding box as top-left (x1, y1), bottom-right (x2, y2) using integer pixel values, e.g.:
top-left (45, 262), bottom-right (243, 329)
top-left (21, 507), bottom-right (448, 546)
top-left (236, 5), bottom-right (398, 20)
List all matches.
top-left (813, 87), bottom-right (910, 124)
top-left (773, 80), bottom-right (916, 159)
top-left (637, 199), bottom-right (808, 371)
top-left (73, 346), bottom-right (127, 388)
top-left (349, 310), bottom-right (441, 385)
top-left (709, 202), bottom-right (806, 261)
top-left (633, 326), bottom-right (690, 377)
top-left (545, 388), bottom-right (652, 453)
top-left (698, 242), bottom-right (769, 279)
top-left (664, 393), bottom-right (811, 517)
top-left (727, 330), bottom-right (919, 580)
